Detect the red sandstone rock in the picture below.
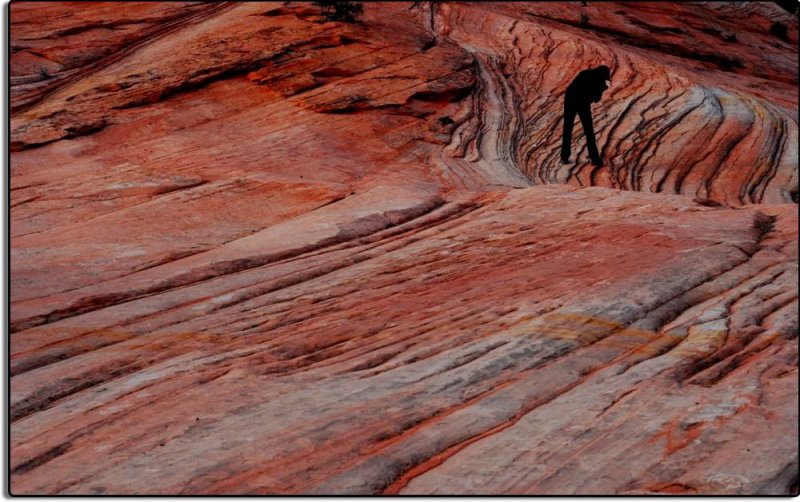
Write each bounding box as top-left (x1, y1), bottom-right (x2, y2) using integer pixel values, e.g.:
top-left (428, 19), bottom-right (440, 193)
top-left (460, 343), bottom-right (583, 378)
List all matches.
top-left (9, 1), bottom-right (798, 495)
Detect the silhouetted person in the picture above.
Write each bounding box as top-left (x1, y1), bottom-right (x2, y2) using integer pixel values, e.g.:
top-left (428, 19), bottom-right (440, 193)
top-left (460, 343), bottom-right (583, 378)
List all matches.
top-left (561, 65), bottom-right (611, 167)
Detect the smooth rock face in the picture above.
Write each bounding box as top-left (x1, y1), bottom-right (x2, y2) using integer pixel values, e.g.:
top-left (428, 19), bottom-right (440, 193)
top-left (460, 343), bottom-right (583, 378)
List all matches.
top-left (9, 1), bottom-right (798, 496)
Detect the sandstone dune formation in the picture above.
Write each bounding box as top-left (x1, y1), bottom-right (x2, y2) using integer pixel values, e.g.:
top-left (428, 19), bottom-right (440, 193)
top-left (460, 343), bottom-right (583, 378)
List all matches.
top-left (9, 1), bottom-right (799, 495)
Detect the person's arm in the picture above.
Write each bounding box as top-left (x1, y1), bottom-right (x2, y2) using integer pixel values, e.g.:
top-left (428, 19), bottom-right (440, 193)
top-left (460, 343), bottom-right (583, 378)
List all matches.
top-left (591, 80), bottom-right (608, 103)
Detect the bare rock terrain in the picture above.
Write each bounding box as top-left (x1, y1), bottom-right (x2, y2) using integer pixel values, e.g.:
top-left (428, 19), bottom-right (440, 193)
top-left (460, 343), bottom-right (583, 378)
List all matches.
top-left (9, 1), bottom-right (798, 495)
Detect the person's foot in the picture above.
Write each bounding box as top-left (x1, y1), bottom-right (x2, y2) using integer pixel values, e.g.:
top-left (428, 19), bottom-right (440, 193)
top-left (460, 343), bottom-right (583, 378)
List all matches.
top-left (591, 157), bottom-right (604, 167)
top-left (560, 156), bottom-right (571, 164)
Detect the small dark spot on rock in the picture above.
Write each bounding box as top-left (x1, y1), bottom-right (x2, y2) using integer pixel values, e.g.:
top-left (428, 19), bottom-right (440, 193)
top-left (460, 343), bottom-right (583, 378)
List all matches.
top-left (754, 214), bottom-right (776, 236)
top-left (770, 21), bottom-right (790, 43)
top-left (260, 8), bottom-right (285, 16)
top-left (692, 197), bottom-right (723, 208)
top-left (420, 38), bottom-right (436, 52)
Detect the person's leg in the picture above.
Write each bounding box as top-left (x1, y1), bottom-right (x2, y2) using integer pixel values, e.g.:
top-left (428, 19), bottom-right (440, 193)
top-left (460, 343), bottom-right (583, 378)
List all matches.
top-left (578, 104), bottom-right (602, 166)
top-left (561, 99), bottom-right (577, 163)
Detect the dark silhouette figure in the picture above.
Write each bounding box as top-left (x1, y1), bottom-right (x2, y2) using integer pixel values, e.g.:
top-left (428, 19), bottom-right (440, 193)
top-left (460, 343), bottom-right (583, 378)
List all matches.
top-left (561, 65), bottom-right (611, 167)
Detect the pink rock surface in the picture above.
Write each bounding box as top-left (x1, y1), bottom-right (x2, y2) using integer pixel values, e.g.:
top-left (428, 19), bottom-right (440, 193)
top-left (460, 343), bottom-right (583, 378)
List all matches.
top-left (9, 1), bottom-right (798, 495)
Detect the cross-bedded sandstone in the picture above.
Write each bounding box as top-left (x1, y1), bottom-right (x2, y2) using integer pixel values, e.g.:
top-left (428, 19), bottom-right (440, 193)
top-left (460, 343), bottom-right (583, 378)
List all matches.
top-left (9, 1), bottom-right (798, 495)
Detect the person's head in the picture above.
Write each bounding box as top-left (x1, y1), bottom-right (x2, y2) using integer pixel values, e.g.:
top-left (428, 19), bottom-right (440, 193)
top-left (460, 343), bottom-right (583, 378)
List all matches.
top-left (595, 65), bottom-right (611, 82)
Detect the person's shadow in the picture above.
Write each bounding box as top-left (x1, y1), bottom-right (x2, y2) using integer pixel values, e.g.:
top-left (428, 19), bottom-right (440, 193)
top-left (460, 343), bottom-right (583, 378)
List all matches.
top-left (561, 65), bottom-right (611, 168)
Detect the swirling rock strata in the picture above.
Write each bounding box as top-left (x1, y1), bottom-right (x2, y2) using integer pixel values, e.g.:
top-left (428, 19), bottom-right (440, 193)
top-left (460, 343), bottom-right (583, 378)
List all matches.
top-left (10, 1), bottom-right (798, 495)
top-left (430, 2), bottom-right (798, 205)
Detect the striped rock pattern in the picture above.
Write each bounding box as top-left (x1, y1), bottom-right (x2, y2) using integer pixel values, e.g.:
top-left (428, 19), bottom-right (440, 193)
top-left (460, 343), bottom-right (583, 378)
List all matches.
top-left (10, 1), bottom-right (799, 495)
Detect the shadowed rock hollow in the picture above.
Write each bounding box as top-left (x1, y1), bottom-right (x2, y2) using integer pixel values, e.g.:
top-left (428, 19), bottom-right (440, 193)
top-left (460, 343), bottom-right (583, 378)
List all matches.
top-left (9, 1), bottom-right (798, 495)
